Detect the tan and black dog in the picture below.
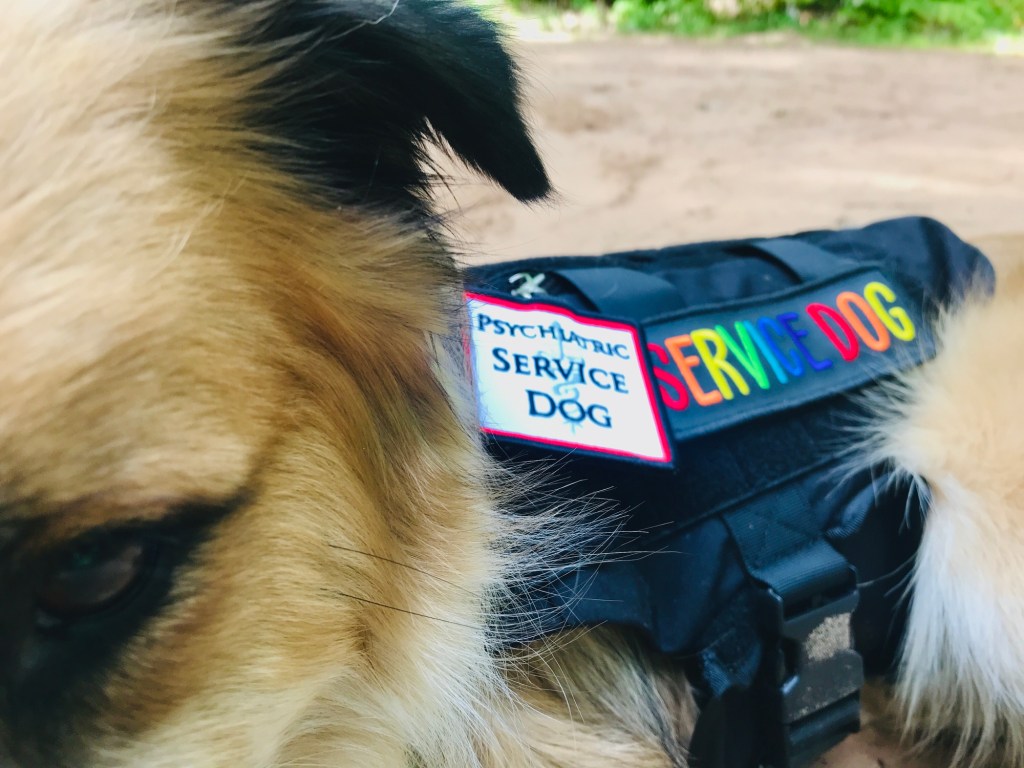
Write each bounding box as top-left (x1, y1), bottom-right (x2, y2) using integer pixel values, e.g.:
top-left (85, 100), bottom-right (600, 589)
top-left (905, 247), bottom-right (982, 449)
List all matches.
top-left (0, 2), bottom-right (1021, 767)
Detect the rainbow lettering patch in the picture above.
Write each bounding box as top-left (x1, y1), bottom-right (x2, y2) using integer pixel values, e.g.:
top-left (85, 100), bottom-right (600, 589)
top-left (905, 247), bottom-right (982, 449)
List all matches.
top-left (646, 268), bottom-right (934, 440)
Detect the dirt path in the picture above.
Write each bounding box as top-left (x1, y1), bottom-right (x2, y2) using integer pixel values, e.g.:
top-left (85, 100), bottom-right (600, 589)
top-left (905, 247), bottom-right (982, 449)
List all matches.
top-left (439, 35), bottom-right (1024, 265)
top-left (438, 34), bottom-right (1024, 766)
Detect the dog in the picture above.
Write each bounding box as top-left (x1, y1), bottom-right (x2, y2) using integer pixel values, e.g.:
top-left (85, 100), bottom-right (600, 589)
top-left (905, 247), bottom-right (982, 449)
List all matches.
top-left (0, 1), bottom-right (1021, 766)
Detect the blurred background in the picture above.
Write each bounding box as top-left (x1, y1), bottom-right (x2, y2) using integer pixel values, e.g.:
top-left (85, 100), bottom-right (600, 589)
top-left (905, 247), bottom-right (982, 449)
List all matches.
top-left (435, 0), bottom-right (1024, 265)
top-left (438, 2), bottom-right (1023, 764)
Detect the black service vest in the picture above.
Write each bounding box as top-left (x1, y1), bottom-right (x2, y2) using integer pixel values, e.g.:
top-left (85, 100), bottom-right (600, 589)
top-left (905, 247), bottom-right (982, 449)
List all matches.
top-left (464, 217), bottom-right (994, 768)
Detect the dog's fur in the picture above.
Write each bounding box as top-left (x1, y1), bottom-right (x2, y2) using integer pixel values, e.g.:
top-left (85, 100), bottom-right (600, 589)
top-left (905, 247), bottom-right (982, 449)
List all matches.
top-left (0, 2), bottom-right (1020, 767)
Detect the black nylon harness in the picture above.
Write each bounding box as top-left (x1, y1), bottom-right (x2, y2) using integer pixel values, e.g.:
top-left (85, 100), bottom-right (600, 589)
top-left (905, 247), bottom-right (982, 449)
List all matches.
top-left (464, 217), bottom-right (994, 768)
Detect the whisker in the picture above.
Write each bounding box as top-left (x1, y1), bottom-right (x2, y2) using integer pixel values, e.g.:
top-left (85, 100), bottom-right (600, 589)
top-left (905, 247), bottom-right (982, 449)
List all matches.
top-left (327, 543), bottom-right (475, 596)
top-left (320, 588), bottom-right (479, 631)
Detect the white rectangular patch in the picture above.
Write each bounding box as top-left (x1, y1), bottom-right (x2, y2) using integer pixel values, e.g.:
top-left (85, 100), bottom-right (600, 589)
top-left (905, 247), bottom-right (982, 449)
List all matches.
top-left (466, 292), bottom-right (671, 464)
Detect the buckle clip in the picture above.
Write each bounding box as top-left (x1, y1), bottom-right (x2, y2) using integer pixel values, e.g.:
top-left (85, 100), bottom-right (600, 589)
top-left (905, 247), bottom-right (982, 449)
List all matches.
top-left (760, 578), bottom-right (864, 767)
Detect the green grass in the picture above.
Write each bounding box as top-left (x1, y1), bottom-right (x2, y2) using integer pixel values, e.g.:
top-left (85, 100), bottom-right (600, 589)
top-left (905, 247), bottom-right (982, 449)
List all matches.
top-left (498, 0), bottom-right (1024, 48)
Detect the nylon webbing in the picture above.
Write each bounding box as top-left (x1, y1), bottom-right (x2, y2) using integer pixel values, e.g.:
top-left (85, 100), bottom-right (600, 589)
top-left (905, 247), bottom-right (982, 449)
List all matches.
top-left (749, 239), bottom-right (859, 284)
top-left (688, 482), bottom-right (862, 768)
top-left (723, 484), bottom-right (852, 604)
top-left (552, 266), bottom-right (681, 320)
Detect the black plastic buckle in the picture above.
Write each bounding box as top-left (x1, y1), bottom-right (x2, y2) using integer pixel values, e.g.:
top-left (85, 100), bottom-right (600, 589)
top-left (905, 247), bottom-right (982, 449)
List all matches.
top-left (759, 579), bottom-right (864, 768)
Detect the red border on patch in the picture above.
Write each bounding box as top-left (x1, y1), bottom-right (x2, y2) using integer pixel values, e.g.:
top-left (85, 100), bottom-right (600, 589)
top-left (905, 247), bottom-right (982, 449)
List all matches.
top-left (465, 291), bottom-right (673, 464)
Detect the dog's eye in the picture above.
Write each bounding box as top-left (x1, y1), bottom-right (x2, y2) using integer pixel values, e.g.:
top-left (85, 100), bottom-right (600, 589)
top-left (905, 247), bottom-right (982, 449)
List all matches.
top-left (34, 535), bottom-right (150, 622)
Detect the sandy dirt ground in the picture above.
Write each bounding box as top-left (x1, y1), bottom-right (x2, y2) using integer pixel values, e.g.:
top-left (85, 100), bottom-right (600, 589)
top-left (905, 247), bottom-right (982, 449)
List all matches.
top-left (437, 34), bottom-right (1024, 767)
top-left (439, 35), bottom-right (1024, 262)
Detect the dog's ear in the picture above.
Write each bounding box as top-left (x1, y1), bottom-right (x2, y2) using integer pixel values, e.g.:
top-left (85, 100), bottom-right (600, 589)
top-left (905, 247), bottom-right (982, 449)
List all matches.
top-left (220, 0), bottom-right (550, 211)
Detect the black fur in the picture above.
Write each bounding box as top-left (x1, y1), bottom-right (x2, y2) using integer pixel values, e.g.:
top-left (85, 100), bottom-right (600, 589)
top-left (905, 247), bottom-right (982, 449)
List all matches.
top-left (221, 0), bottom-right (550, 214)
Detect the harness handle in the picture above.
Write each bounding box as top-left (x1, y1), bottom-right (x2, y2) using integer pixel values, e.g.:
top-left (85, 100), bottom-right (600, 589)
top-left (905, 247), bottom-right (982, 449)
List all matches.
top-left (748, 239), bottom-right (860, 284)
top-left (549, 266), bottom-right (682, 320)
top-left (550, 240), bottom-right (859, 323)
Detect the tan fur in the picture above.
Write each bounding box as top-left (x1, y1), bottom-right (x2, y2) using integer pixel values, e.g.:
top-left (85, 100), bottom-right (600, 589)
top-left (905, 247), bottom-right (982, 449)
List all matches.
top-left (0, 3), bottom-right (693, 766)
top-left (868, 234), bottom-right (1024, 766)
top-left (0, 2), bottom-right (1020, 767)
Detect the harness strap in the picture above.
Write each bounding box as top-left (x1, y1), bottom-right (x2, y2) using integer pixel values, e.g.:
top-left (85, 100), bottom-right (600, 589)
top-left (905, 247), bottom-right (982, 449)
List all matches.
top-left (724, 485), bottom-right (852, 602)
top-left (689, 688), bottom-right (760, 768)
top-left (691, 483), bottom-right (864, 768)
top-left (553, 241), bottom-right (857, 323)
top-left (551, 266), bottom-right (681, 319)
top-left (750, 239), bottom-right (859, 283)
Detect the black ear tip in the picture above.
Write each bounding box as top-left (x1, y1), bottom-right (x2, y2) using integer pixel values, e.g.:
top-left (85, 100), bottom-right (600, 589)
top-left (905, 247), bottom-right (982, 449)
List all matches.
top-left (500, 149), bottom-right (552, 202)
top-left (513, 177), bottom-right (553, 202)
top-left (445, 115), bottom-right (551, 201)
top-left (392, 0), bottom-right (551, 202)
top-left (230, 0), bottom-right (552, 210)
